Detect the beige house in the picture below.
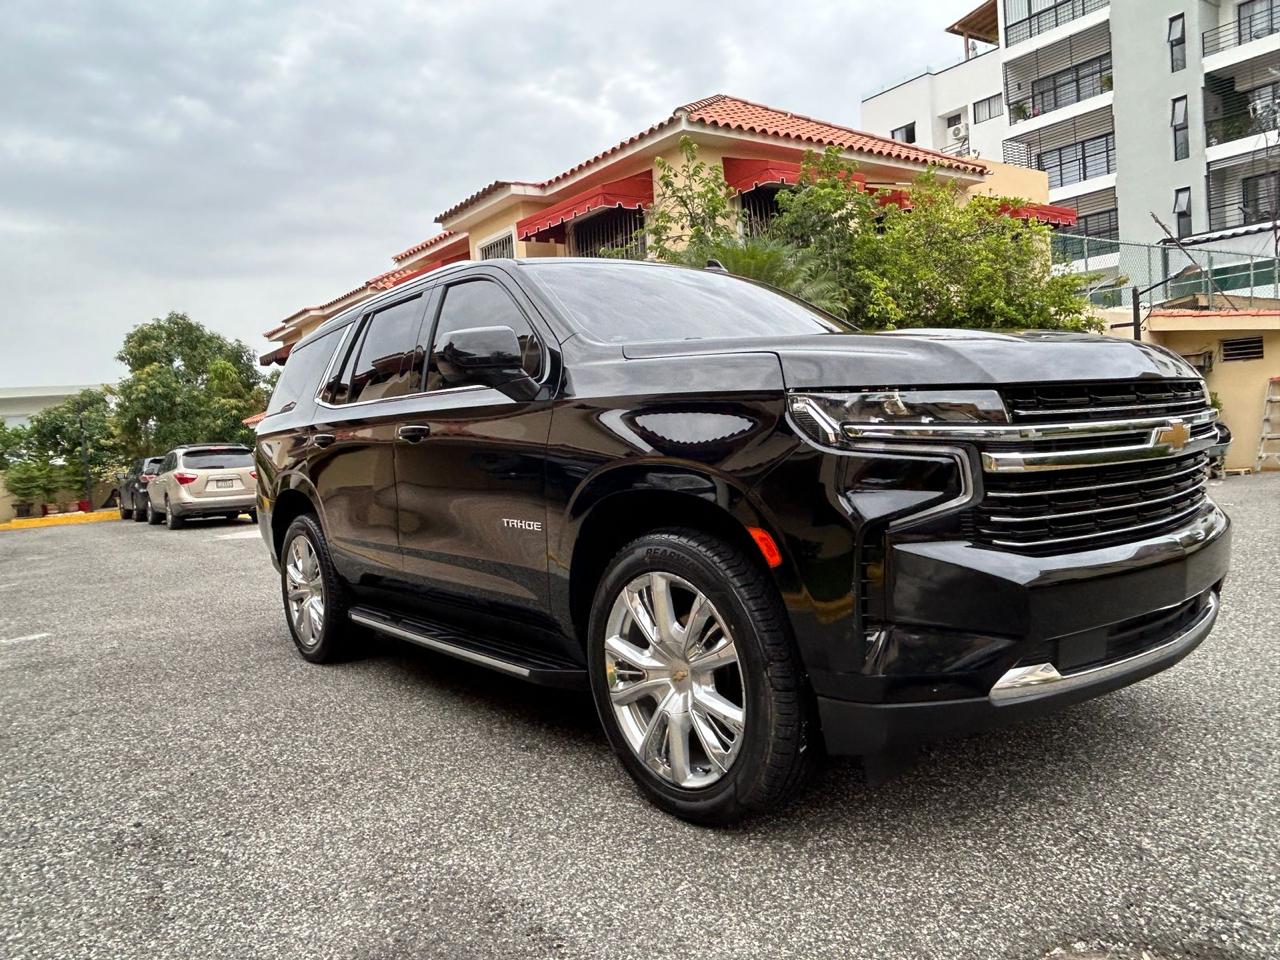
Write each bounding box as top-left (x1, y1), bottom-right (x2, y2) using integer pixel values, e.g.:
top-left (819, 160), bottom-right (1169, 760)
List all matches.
top-left (263, 93), bottom-right (1069, 357)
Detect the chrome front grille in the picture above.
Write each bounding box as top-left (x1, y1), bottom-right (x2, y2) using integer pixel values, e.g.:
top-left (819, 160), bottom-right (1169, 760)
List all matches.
top-left (968, 451), bottom-right (1211, 552)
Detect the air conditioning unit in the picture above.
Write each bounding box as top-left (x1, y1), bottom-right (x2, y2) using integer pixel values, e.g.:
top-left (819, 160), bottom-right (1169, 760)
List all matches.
top-left (950, 122), bottom-right (969, 140)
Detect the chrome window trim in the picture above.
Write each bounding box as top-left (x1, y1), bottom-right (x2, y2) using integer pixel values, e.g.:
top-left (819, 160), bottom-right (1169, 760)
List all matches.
top-left (314, 383), bottom-right (487, 413)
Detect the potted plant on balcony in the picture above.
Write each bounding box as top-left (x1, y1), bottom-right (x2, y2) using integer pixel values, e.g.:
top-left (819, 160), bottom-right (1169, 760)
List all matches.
top-left (1101, 73), bottom-right (1113, 92)
top-left (1011, 101), bottom-right (1030, 122)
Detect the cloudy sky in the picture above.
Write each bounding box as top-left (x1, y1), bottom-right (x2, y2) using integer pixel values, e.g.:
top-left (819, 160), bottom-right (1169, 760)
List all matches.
top-left (1, 0), bottom-right (967, 385)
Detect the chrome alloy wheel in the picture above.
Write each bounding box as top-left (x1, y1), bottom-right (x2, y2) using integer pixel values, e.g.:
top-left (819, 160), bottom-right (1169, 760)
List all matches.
top-left (604, 572), bottom-right (746, 789)
top-left (286, 535), bottom-right (325, 648)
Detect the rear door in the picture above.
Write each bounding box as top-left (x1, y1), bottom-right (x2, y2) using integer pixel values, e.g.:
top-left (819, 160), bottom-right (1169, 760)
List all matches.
top-left (394, 273), bottom-right (556, 620)
top-left (307, 291), bottom-right (431, 583)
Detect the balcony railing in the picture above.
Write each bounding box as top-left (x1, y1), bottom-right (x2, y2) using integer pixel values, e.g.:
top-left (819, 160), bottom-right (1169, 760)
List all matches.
top-left (1008, 63), bottom-right (1112, 124)
top-left (1207, 195), bottom-right (1278, 232)
top-left (1005, 0), bottom-right (1109, 48)
top-left (1203, 8), bottom-right (1280, 57)
top-left (1205, 104), bottom-right (1280, 147)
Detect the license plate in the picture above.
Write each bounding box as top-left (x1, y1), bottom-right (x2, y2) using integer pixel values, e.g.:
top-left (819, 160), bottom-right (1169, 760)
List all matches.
top-left (215, 479), bottom-right (235, 490)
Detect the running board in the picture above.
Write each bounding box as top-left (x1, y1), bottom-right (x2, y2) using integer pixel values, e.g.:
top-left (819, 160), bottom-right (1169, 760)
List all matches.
top-left (349, 606), bottom-right (587, 689)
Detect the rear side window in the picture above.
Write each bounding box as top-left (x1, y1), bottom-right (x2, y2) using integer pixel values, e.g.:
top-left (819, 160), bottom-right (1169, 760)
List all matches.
top-left (265, 328), bottom-right (343, 416)
top-left (344, 296), bottom-right (427, 404)
top-left (181, 450), bottom-right (253, 469)
top-left (426, 280), bottom-right (542, 391)
top-left (143, 458), bottom-right (163, 473)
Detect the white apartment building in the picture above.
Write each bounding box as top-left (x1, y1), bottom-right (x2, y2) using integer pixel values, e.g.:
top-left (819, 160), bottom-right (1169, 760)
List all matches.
top-left (862, 0), bottom-right (1280, 256)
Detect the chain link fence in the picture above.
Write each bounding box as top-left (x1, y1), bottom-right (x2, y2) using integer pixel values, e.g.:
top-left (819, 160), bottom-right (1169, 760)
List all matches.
top-left (1051, 232), bottom-right (1280, 310)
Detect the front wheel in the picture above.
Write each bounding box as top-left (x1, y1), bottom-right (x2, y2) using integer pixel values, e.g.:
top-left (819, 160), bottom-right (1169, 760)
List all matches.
top-left (119, 499), bottom-right (133, 520)
top-left (280, 514), bottom-right (354, 663)
top-left (132, 499), bottom-right (148, 522)
top-left (587, 529), bottom-right (817, 825)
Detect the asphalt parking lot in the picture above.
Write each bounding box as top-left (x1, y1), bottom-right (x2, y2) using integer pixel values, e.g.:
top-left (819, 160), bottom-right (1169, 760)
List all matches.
top-left (1, 477), bottom-right (1277, 960)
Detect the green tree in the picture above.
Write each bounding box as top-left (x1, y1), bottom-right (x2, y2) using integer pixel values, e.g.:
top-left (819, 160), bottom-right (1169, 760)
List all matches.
top-left (113, 312), bottom-right (266, 456)
top-left (3, 458), bottom-right (61, 509)
top-left (638, 136), bottom-right (740, 262)
top-left (0, 422), bottom-right (27, 470)
top-left (771, 149), bottom-right (1098, 331)
top-left (23, 388), bottom-right (117, 496)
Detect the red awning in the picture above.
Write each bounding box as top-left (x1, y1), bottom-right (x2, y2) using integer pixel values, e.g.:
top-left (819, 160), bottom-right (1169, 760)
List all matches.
top-left (721, 157), bottom-right (805, 193)
top-left (1002, 202), bottom-right (1078, 227)
top-left (516, 172), bottom-right (654, 241)
top-left (259, 342), bottom-right (293, 366)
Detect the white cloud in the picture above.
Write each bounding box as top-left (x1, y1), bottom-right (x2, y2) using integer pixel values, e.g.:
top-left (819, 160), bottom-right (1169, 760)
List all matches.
top-left (0, 0), bottom-right (963, 384)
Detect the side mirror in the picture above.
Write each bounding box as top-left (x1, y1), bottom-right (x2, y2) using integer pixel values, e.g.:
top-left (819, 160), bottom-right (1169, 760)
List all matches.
top-left (438, 325), bottom-right (536, 399)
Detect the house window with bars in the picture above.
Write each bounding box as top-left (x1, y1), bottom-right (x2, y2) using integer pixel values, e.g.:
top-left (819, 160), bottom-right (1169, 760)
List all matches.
top-left (1075, 208), bottom-right (1119, 241)
top-left (566, 207), bottom-right (645, 258)
top-left (741, 185), bottom-right (783, 236)
top-left (478, 233), bottom-right (515, 260)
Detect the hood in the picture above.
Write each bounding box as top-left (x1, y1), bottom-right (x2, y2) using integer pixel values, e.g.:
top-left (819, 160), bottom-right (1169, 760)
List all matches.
top-left (622, 329), bottom-right (1200, 388)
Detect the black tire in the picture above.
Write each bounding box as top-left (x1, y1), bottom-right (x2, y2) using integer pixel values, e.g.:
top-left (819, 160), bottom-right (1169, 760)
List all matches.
top-left (146, 498), bottom-right (163, 525)
top-left (119, 500), bottom-right (133, 520)
top-left (132, 499), bottom-right (148, 522)
top-left (164, 499), bottom-right (183, 530)
top-left (587, 529), bottom-right (817, 826)
top-left (280, 514), bottom-right (355, 663)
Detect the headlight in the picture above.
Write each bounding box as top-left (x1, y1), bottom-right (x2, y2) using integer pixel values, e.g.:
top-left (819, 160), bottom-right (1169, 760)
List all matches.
top-left (788, 390), bottom-right (1009, 446)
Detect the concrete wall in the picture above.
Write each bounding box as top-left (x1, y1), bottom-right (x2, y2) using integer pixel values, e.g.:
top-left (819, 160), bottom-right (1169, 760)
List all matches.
top-left (1110, 1), bottom-right (1216, 246)
top-left (861, 51), bottom-right (1008, 162)
top-left (1150, 324), bottom-right (1280, 471)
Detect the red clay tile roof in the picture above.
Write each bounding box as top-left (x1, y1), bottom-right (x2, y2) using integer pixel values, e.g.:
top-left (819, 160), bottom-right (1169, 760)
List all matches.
top-left (680, 95), bottom-right (987, 175)
top-left (436, 94), bottom-right (985, 222)
top-left (390, 229), bottom-right (468, 264)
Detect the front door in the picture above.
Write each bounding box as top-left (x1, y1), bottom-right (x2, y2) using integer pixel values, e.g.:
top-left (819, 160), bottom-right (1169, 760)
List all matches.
top-left (308, 292), bottom-right (429, 584)
top-left (394, 274), bottom-right (555, 621)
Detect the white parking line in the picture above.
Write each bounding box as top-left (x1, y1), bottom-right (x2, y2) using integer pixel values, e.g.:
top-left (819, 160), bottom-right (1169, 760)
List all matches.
top-left (1, 633), bottom-right (50, 645)
top-left (214, 531), bottom-right (261, 540)
top-left (0, 583), bottom-right (17, 590)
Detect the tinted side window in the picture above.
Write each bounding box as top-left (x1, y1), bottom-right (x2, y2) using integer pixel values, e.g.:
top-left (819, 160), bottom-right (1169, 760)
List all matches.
top-left (346, 297), bottom-right (427, 404)
top-left (426, 280), bottom-right (542, 392)
top-left (266, 328), bottom-right (343, 416)
top-left (162, 453), bottom-right (176, 472)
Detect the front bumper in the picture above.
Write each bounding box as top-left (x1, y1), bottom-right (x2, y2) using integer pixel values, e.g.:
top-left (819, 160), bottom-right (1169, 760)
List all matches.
top-left (814, 504), bottom-right (1230, 755)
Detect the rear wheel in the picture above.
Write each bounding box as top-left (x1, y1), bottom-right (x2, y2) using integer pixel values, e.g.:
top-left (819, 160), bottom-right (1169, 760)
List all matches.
top-left (119, 498), bottom-right (133, 520)
top-left (588, 529), bottom-right (817, 825)
top-left (164, 498), bottom-right (183, 529)
top-left (132, 499), bottom-right (148, 522)
top-left (281, 514), bottom-right (354, 663)
top-left (146, 499), bottom-right (163, 525)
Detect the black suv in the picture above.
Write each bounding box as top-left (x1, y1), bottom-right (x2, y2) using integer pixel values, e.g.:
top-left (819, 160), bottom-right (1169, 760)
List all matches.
top-left (255, 259), bottom-right (1230, 824)
top-left (118, 456), bottom-right (163, 522)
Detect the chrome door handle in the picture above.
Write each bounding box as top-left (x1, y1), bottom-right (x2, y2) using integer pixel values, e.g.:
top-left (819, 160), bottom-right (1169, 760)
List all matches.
top-left (397, 425), bottom-right (431, 443)
top-left (311, 433), bottom-right (336, 448)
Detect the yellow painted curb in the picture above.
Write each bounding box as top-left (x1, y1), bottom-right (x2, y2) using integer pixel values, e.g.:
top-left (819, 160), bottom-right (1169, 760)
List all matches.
top-left (0, 510), bottom-right (121, 532)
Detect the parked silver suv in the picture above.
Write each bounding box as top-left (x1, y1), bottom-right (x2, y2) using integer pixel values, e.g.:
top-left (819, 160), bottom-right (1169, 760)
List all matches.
top-left (146, 444), bottom-right (258, 529)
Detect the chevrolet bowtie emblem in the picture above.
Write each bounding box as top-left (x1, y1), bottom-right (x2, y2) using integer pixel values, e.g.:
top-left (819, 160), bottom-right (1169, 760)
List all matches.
top-left (1156, 420), bottom-right (1192, 451)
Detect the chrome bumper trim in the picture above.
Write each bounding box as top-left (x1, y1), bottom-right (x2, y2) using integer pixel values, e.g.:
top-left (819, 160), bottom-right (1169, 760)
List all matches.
top-left (988, 591), bottom-right (1218, 705)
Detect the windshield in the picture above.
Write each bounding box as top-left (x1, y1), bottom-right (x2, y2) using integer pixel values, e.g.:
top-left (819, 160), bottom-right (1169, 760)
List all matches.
top-left (181, 450), bottom-right (252, 470)
top-left (524, 261), bottom-right (851, 344)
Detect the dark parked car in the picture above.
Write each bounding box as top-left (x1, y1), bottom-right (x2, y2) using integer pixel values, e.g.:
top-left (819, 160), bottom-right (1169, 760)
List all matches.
top-left (255, 259), bottom-right (1230, 824)
top-left (119, 456), bottom-right (163, 522)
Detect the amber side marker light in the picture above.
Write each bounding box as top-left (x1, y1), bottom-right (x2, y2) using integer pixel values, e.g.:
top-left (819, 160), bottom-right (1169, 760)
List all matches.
top-left (746, 526), bottom-right (783, 568)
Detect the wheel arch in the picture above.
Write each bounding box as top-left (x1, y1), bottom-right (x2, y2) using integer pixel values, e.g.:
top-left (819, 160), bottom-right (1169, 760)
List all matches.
top-left (563, 465), bottom-right (799, 649)
top-left (270, 476), bottom-right (324, 562)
